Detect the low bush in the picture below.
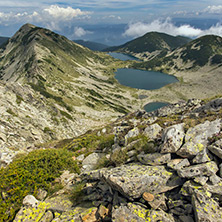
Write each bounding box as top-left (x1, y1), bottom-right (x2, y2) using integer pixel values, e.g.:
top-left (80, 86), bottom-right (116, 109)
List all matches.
top-left (0, 149), bottom-right (79, 221)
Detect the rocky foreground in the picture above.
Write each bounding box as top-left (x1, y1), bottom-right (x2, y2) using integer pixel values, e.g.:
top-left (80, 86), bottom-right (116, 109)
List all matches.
top-left (10, 98), bottom-right (222, 221)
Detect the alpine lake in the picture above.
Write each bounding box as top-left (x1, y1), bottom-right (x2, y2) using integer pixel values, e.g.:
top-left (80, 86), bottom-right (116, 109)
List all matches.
top-left (108, 52), bottom-right (178, 112)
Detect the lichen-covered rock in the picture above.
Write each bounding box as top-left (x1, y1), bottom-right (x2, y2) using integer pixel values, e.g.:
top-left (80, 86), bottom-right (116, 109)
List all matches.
top-left (208, 139), bottom-right (222, 160)
top-left (177, 161), bottom-right (218, 178)
top-left (209, 174), bottom-right (221, 185)
top-left (194, 176), bottom-right (208, 186)
top-left (13, 201), bottom-right (49, 222)
top-left (112, 204), bottom-right (146, 222)
top-left (143, 123), bottom-right (162, 140)
top-left (137, 153), bottom-right (171, 166)
top-left (100, 163), bottom-right (183, 200)
top-left (177, 119), bottom-right (222, 158)
top-left (161, 123), bottom-right (185, 153)
top-left (192, 148), bottom-right (213, 164)
top-left (147, 193), bottom-right (167, 211)
top-left (45, 194), bottom-right (74, 213)
top-left (192, 189), bottom-right (222, 222)
top-left (167, 158), bottom-right (190, 171)
top-left (39, 210), bottom-right (54, 222)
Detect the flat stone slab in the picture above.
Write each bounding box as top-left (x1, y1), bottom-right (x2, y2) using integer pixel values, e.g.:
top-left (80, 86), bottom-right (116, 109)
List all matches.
top-left (137, 153), bottom-right (171, 166)
top-left (177, 161), bottom-right (218, 179)
top-left (100, 163), bottom-right (183, 200)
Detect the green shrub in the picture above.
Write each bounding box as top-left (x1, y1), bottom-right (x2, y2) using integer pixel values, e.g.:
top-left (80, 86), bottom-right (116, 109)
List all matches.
top-left (0, 149), bottom-right (79, 221)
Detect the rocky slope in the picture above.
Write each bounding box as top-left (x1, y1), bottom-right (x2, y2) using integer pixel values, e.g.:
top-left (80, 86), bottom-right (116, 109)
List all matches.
top-left (0, 24), bottom-right (141, 163)
top-left (3, 97), bottom-right (222, 222)
top-left (132, 35), bottom-right (222, 72)
top-left (105, 32), bottom-right (190, 61)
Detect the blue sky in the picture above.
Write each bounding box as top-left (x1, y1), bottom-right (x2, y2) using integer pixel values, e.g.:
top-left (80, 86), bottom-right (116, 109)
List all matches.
top-left (0, 0), bottom-right (222, 45)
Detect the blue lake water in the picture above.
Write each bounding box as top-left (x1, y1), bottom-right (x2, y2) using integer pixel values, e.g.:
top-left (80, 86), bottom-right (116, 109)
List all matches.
top-left (115, 68), bottom-right (178, 90)
top-left (109, 52), bottom-right (177, 112)
top-left (144, 102), bottom-right (169, 112)
top-left (108, 52), bottom-right (140, 61)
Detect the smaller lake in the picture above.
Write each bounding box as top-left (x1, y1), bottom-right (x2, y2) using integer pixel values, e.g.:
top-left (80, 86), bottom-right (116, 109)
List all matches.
top-left (115, 68), bottom-right (178, 90)
top-left (108, 52), bottom-right (140, 61)
top-left (144, 102), bottom-right (169, 112)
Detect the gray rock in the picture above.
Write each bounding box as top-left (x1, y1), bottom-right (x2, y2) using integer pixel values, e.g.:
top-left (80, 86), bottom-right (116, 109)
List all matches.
top-left (220, 163), bottom-right (222, 178)
top-left (112, 204), bottom-right (146, 222)
top-left (39, 211), bottom-right (54, 222)
top-left (192, 148), bottom-right (213, 164)
top-left (209, 174), bottom-right (221, 185)
top-left (137, 153), bottom-right (171, 166)
top-left (125, 127), bottom-right (139, 139)
top-left (100, 163), bottom-right (183, 200)
top-left (143, 123), bottom-right (162, 140)
top-left (81, 152), bottom-right (105, 172)
top-left (112, 203), bottom-right (175, 222)
top-left (167, 158), bottom-right (190, 171)
top-left (193, 98), bottom-right (222, 113)
top-left (177, 119), bottom-right (221, 158)
top-left (192, 189), bottom-right (222, 222)
top-left (179, 216), bottom-right (194, 222)
top-left (161, 123), bottom-right (185, 153)
top-left (45, 194), bottom-right (73, 213)
top-left (177, 161), bottom-right (218, 178)
top-left (37, 189), bottom-right (48, 201)
top-left (208, 140), bottom-right (222, 160)
top-left (148, 193), bottom-right (167, 211)
top-left (205, 181), bottom-right (222, 197)
top-left (194, 176), bottom-right (208, 186)
top-left (23, 195), bottom-right (39, 208)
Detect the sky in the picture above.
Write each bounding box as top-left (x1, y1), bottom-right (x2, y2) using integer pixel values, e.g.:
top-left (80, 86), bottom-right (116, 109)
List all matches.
top-left (0, 0), bottom-right (222, 45)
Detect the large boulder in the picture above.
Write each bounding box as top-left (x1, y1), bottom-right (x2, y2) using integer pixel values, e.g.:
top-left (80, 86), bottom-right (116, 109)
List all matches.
top-left (100, 163), bottom-right (183, 200)
top-left (177, 119), bottom-right (222, 158)
top-left (161, 123), bottom-right (185, 153)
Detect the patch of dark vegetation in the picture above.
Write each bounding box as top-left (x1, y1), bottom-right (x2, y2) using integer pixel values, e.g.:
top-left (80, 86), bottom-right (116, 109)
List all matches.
top-left (0, 149), bottom-right (79, 221)
top-left (29, 82), bottom-right (73, 112)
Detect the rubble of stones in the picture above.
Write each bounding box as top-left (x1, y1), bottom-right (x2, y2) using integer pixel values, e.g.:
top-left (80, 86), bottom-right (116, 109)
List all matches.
top-left (14, 98), bottom-right (222, 222)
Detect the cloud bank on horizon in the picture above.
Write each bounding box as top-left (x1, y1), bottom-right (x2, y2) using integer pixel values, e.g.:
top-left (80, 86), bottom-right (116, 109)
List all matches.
top-left (123, 18), bottom-right (222, 38)
top-left (0, 3), bottom-right (222, 40)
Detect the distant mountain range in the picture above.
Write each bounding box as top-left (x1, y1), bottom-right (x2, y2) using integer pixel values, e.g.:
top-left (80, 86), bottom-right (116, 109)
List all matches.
top-left (74, 40), bottom-right (109, 51)
top-left (132, 34), bottom-right (222, 72)
top-left (105, 32), bottom-right (191, 60)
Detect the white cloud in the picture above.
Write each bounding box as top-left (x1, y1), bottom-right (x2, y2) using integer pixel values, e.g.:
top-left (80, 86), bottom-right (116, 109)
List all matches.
top-left (123, 18), bottom-right (222, 38)
top-left (43, 5), bottom-right (90, 21)
top-left (73, 27), bottom-right (93, 38)
top-left (203, 5), bottom-right (222, 14)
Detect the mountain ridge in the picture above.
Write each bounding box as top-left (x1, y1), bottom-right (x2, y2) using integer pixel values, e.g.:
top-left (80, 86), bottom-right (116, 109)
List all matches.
top-left (105, 31), bottom-right (191, 61)
top-left (0, 23), bottom-right (140, 156)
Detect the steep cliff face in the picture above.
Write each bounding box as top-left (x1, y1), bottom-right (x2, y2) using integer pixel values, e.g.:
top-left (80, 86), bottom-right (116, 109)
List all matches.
top-left (0, 24), bottom-right (140, 155)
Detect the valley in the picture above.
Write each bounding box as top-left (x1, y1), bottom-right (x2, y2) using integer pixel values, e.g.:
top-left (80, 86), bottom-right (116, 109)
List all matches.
top-left (0, 23), bottom-right (222, 222)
